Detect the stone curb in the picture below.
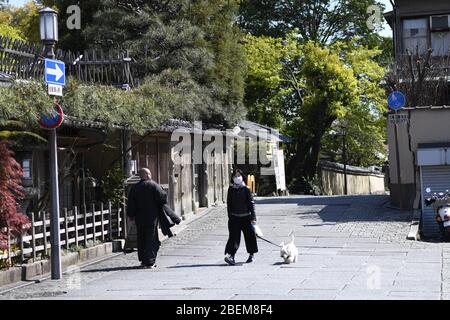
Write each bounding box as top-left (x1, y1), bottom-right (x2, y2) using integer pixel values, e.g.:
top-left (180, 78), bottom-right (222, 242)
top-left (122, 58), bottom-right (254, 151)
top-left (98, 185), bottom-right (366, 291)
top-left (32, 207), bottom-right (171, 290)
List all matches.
top-left (0, 242), bottom-right (116, 289)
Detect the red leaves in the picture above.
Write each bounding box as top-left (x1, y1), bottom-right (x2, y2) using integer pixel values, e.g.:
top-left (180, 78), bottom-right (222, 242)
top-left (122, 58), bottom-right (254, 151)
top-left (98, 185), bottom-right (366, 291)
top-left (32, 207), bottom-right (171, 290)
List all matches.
top-left (0, 140), bottom-right (30, 250)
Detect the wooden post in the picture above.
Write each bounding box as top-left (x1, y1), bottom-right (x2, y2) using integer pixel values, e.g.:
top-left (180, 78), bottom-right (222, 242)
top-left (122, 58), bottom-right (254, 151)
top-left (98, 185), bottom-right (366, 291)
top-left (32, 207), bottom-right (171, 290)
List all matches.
top-left (6, 227), bottom-right (11, 267)
top-left (31, 212), bottom-right (36, 262)
top-left (19, 233), bottom-right (24, 264)
top-left (64, 208), bottom-right (69, 250)
top-left (74, 206), bottom-right (79, 247)
top-left (108, 202), bottom-right (113, 240)
top-left (83, 205), bottom-right (87, 247)
top-left (91, 203), bottom-right (96, 243)
top-left (122, 202), bottom-right (128, 239)
top-left (42, 211), bottom-right (48, 257)
top-left (100, 203), bottom-right (105, 242)
top-left (117, 203), bottom-right (122, 238)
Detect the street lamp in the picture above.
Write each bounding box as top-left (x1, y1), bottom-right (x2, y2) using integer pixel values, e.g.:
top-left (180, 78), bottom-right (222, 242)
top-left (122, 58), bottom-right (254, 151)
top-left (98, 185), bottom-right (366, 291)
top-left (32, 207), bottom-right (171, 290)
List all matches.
top-left (39, 7), bottom-right (58, 43)
top-left (39, 7), bottom-right (58, 59)
top-left (39, 6), bottom-right (62, 280)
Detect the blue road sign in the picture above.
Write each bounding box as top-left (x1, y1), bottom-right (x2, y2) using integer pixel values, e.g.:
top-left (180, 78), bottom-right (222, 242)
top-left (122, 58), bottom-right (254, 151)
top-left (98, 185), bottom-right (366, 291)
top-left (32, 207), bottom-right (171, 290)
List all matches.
top-left (388, 91), bottom-right (406, 111)
top-left (45, 59), bottom-right (65, 86)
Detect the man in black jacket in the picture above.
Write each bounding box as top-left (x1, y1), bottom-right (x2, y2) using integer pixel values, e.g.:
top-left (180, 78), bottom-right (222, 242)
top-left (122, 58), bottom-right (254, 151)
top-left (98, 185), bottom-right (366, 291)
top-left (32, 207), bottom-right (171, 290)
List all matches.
top-left (127, 168), bottom-right (167, 268)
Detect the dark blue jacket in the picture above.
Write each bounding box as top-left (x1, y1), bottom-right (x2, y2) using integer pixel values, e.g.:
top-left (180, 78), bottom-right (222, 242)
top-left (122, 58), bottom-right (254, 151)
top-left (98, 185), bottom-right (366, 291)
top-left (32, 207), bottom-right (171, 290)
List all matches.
top-left (227, 185), bottom-right (256, 221)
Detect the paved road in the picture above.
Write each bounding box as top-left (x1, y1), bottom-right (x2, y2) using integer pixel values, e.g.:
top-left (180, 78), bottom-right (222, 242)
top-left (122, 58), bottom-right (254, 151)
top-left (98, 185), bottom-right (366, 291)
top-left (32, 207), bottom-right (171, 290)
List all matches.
top-left (1, 194), bottom-right (449, 300)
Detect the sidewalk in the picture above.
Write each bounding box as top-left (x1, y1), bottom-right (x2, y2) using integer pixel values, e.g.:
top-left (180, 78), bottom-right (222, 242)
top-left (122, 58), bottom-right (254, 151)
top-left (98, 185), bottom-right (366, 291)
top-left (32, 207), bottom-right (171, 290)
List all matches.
top-left (0, 204), bottom-right (225, 294)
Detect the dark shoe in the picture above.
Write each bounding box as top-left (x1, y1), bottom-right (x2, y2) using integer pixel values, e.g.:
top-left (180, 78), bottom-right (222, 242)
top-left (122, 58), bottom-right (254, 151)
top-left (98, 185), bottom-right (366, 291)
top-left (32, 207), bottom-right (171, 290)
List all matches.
top-left (142, 263), bottom-right (157, 269)
top-left (246, 254), bottom-right (254, 263)
top-left (224, 255), bottom-right (235, 266)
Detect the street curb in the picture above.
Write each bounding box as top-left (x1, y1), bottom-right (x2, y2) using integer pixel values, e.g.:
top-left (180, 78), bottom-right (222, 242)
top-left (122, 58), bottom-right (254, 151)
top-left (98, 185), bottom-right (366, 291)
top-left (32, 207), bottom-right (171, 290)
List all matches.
top-left (0, 242), bottom-right (114, 290)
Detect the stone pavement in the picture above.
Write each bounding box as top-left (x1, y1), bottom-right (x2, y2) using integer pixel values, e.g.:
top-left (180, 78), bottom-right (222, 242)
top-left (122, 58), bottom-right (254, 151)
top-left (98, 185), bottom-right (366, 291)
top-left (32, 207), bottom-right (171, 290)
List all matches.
top-left (1, 194), bottom-right (449, 300)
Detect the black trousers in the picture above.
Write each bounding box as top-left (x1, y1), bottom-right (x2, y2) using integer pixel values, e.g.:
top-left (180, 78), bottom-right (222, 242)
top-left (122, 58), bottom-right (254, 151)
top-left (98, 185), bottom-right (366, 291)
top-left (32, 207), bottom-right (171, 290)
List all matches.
top-left (225, 215), bottom-right (258, 256)
top-left (137, 223), bottom-right (160, 265)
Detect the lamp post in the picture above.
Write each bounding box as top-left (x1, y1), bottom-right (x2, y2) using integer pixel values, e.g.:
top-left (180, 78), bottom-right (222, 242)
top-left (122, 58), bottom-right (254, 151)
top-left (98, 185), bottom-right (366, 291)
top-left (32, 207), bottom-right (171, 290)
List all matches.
top-left (39, 7), bottom-right (62, 280)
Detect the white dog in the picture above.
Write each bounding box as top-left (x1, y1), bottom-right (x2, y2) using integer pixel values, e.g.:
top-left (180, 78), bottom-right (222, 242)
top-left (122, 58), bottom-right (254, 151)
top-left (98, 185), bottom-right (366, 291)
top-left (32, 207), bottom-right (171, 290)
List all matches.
top-left (280, 232), bottom-right (299, 264)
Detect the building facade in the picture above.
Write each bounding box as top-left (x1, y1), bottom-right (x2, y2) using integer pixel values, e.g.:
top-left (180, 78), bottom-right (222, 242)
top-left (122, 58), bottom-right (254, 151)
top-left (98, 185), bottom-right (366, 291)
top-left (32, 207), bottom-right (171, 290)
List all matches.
top-left (385, 0), bottom-right (450, 237)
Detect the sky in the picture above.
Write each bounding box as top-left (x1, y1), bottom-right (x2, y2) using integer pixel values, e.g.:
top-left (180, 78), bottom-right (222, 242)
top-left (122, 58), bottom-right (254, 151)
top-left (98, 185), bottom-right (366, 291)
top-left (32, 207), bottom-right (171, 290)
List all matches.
top-left (8, 0), bottom-right (394, 38)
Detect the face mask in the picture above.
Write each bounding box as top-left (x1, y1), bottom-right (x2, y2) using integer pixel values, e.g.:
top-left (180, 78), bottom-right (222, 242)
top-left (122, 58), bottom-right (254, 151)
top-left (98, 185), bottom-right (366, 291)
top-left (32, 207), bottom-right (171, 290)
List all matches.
top-left (233, 176), bottom-right (243, 185)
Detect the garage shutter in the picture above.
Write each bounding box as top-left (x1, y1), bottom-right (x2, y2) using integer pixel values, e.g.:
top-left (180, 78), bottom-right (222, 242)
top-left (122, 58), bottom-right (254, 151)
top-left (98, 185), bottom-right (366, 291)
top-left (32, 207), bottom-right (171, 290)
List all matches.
top-left (420, 166), bottom-right (450, 237)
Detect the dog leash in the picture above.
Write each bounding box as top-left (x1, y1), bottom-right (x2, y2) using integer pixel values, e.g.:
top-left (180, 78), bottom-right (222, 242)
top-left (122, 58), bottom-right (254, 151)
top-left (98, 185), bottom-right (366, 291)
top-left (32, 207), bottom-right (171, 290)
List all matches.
top-left (256, 234), bottom-right (281, 248)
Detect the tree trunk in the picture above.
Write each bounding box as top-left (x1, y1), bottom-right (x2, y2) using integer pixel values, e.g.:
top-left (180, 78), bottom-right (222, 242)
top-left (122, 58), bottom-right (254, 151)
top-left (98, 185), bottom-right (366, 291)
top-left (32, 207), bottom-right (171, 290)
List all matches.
top-left (288, 115), bottom-right (335, 193)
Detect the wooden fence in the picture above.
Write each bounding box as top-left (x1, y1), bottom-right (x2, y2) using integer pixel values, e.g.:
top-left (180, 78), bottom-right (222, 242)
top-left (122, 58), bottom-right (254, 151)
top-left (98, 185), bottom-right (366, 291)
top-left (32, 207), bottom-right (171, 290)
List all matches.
top-left (0, 202), bottom-right (127, 264)
top-left (0, 36), bottom-right (134, 87)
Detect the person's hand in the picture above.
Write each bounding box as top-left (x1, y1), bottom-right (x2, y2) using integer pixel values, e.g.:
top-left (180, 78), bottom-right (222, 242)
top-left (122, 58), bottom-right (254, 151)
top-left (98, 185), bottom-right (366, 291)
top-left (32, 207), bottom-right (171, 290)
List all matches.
top-left (251, 220), bottom-right (256, 225)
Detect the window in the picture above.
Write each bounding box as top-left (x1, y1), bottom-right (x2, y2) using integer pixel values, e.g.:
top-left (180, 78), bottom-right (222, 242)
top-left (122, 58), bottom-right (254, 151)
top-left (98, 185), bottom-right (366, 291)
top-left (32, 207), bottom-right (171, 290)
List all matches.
top-left (22, 159), bottom-right (31, 179)
top-left (431, 30), bottom-right (450, 56)
top-left (403, 18), bottom-right (429, 55)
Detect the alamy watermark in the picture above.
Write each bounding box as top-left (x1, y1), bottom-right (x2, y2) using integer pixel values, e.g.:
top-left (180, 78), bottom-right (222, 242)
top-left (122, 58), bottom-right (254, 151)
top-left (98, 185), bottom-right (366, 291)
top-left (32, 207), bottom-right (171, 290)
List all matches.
top-left (366, 5), bottom-right (383, 31)
top-left (366, 265), bottom-right (381, 290)
top-left (66, 5), bottom-right (81, 30)
top-left (171, 121), bottom-right (281, 176)
top-left (65, 265), bottom-right (82, 290)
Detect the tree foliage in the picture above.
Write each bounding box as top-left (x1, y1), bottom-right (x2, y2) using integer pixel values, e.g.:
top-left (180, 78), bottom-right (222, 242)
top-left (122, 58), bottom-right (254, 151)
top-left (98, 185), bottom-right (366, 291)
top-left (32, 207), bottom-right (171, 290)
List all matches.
top-left (40, 0), bottom-right (247, 126)
top-left (0, 140), bottom-right (30, 252)
top-left (244, 32), bottom-right (387, 193)
top-left (243, 33), bottom-right (301, 129)
top-left (238, 0), bottom-right (386, 44)
top-left (0, 1), bottom-right (40, 43)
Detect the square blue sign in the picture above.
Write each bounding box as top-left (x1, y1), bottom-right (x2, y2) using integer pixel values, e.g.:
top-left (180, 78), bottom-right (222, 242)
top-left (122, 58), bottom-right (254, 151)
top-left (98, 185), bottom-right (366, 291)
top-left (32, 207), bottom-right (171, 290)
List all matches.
top-left (44, 59), bottom-right (65, 86)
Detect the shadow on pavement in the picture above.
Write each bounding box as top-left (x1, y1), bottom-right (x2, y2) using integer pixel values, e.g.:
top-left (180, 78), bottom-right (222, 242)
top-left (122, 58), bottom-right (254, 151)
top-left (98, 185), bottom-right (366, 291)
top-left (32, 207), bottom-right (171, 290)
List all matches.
top-left (80, 265), bottom-right (143, 273)
top-left (256, 194), bottom-right (412, 223)
top-left (167, 263), bottom-right (242, 268)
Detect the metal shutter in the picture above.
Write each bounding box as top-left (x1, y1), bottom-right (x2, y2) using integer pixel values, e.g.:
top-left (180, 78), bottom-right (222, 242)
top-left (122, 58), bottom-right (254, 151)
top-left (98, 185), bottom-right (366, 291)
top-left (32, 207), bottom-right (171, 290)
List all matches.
top-left (420, 165), bottom-right (450, 237)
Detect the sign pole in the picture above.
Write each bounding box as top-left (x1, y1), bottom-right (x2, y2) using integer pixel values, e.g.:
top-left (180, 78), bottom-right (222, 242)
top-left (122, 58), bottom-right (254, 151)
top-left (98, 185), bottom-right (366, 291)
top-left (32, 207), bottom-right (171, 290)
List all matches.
top-left (49, 127), bottom-right (62, 279)
top-left (393, 111), bottom-right (403, 210)
top-left (388, 91), bottom-right (406, 210)
top-left (44, 44), bottom-right (62, 280)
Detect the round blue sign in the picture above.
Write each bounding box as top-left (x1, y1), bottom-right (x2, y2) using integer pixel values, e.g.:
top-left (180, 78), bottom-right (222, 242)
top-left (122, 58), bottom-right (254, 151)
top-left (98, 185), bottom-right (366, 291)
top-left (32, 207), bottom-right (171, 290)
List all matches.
top-left (38, 103), bottom-right (64, 129)
top-left (388, 91), bottom-right (406, 111)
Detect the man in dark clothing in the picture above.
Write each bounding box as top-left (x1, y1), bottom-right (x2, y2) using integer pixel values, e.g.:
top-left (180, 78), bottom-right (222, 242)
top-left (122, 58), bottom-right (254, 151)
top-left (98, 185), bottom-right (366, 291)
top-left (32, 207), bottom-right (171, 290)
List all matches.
top-left (127, 168), bottom-right (167, 268)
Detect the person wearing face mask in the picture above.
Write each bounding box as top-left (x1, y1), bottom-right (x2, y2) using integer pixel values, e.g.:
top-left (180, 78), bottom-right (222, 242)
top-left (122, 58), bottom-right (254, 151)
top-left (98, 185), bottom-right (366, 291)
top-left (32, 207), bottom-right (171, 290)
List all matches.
top-left (224, 169), bottom-right (258, 265)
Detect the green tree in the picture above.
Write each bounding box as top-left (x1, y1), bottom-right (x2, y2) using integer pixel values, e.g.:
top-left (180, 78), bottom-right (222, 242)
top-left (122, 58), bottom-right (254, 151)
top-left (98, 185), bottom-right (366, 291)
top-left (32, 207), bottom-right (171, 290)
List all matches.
top-left (287, 42), bottom-right (360, 192)
top-left (187, 0), bottom-right (247, 125)
top-left (243, 33), bottom-right (301, 129)
top-left (55, 0), bottom-right (248, 125)
top-left (8, 2), bottom-right (41, 43)
top-left (238, 0), bottom-right (386, 43)
top-left (0, 23), bottom-right (23, 40)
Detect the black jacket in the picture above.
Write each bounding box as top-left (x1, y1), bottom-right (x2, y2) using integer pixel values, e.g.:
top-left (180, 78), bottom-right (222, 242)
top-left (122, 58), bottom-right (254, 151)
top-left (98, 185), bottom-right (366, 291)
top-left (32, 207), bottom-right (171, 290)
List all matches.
top-left (127, 179), bottom-right (167, 227)
top-left (158, 204), bottom-right (181, 237)
top-left (227, 185), bottom-right (256, 221)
